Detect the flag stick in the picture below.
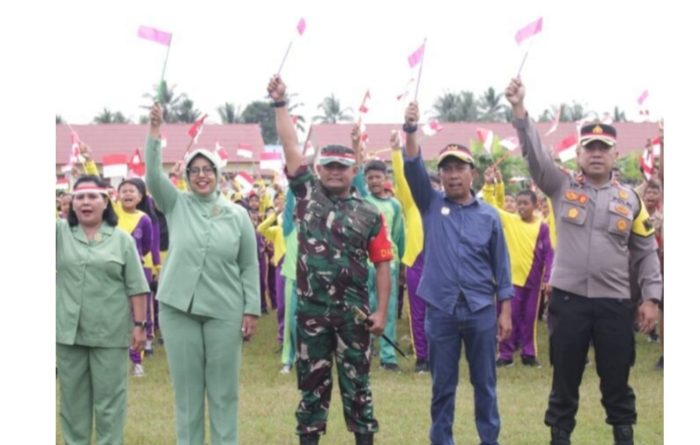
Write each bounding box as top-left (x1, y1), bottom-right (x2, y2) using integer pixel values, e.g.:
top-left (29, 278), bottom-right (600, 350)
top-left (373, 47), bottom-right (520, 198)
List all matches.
top-left (516, 37), bottom-right (535, 77)
top-left (277, 40), bottom-right (294, 75)
top-left (414, 38), bottom-right (427, 102)
top-left (493, 152), bottom-right (509, 168)
top-left (158, 39), bottom-right (172, 103)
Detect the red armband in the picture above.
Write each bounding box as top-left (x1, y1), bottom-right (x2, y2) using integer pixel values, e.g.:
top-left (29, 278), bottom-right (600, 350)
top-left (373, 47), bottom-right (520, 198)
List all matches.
top-left (368, 215), bottom-right (394, 263)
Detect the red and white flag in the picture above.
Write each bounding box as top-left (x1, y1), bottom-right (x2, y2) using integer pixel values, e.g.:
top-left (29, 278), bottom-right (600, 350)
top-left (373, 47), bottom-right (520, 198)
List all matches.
top-left (214, 141), bottom-right (228, 167)
top-left (102, 154), bottom-right (129, 178)
top-left (260, 152), bottom-right (284, 172)
top-left (234, 171), bottom-right (255, 195)
top-left (554, 134), bottom-right (578, 162)
top-left (476, 128), bottom-right (494, 153)
top-left (640, 147), bottom-right (655, 180)
top-left (68, 129), bottom-right (84, 164)
top-left (56, 177), bottom-right (70, 191)
top-left (650, 136), bottom-right (662, 156)
top-left (422, 119), bottom-right (443, 137)
top-left (408, 40), bottom-right (426, 68)
top-left (236, 143), bottom-right (253, 159)
top-left (187, 114), bottom-right (208, 143)
top-left (358, 90), bottom-right (371, 114)
top-left (545, 105), bottom-right (561, 136)
top-left (499, 137), bottom-right (519, 152)
top-left (637, 90), bottom-right (649, 106)
top-left (297, 18), bottom-right (306, 36)
top-left (128, 148), bottom-right (145, 177)
top-left (515, 17), bottom-right (543, 45)
top-left (137, 25), bottom-right (172, 46)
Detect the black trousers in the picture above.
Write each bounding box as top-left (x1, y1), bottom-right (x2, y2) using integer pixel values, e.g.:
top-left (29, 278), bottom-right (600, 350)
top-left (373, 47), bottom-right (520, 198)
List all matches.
top-left (544, 288), bottom-right (637, 433)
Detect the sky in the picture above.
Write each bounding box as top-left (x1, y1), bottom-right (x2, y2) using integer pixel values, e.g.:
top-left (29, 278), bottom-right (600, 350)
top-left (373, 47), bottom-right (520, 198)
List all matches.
top-left (53, 0), bottom-right (669, 127)
top-left (0, 1), bottom-right (695, 442)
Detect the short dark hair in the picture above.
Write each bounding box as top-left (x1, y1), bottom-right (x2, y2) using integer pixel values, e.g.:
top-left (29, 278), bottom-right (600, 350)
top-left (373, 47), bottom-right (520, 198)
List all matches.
top-left (645, 179), bottom-right (661, 191)
top-left (516, 189), bottom-right (538, 205)
top-left (364, 159), bottom-right (387, 174)
top-left (68, 175), bottom-right (118, 227)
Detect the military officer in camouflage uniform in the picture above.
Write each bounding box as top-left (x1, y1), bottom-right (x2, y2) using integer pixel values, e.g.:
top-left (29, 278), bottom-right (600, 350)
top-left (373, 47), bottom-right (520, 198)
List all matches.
top-left (506, 77), bottom-right (662, 445)
top-left (268, 74), bottom-right (394, 445)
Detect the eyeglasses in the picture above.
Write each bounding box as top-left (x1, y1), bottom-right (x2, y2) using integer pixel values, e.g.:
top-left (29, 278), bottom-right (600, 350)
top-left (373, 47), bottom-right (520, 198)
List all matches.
top-left (187, 166), bottom-right (216, 176)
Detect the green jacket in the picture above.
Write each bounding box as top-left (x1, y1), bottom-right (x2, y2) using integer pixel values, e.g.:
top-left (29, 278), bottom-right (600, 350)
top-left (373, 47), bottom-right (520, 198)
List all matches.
top-left (145, 137), bottom-right (261, 320)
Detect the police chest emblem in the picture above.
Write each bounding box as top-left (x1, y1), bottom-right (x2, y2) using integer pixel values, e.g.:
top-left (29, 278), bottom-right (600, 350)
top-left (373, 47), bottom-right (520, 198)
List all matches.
top-left (441, 206), bottom-right (450, 216)
top-left (567, 208), bottom-right (579, 219)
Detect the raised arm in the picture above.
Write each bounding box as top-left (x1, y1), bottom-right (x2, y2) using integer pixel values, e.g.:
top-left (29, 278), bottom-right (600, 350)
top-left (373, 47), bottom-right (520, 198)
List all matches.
top-left (144, 103), bottom-right (179, 214)
top-left (268, 75), bottom-right (302, 174)
top-left (505, 77), bottom-right (567, 197)
top-left (401, 102), bottom-right (435, 213)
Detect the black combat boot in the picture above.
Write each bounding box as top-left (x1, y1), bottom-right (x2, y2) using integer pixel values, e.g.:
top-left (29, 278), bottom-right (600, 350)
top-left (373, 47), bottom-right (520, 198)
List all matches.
top-left (550, 426), bottom-right (571, 445)
top-left (613, 425), bottom-right (634, 445)
top-left (300, 432), bottom-right (320, 445)
top-left (354, 432), bottom-right (373, 445)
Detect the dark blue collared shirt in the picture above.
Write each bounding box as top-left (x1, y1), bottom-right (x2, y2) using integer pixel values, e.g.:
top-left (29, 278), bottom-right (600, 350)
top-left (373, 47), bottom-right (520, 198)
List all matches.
top-left (404, 151), bottom-right (513, 315)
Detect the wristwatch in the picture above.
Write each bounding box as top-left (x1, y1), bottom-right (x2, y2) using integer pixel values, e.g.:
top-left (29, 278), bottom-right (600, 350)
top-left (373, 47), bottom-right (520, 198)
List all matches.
top-left (133, 320), bottom-right (148, 329)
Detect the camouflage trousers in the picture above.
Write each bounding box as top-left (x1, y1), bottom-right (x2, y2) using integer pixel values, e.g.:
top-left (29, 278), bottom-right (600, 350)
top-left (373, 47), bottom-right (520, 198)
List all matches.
top-left (295, 301), bottom-right (379, 435)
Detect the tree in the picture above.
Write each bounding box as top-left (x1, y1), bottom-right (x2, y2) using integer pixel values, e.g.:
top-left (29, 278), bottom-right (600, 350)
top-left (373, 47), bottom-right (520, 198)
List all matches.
top-left (613, 106), bottom-right (627, 123)
top-left (56, 115), bottom-right (64, 124)
top-left (313, 94), bottom-right (352, 123)
top-left (93, 108), bottom-right (131, 124)
top-left (218, 102), bottom-right (242, 124)
top-left (433, 91), bottom-right (478, 122)
top-left (172, 98), bottom-right (201, 124)
top-left (559, 101), bottom-right (589, 122)
top-left (142, 81), bottom-right (187, 123)
top-left (477, 87), bottom-right (507, 122)
top-left (287, 93), bottom-right (306, 134)
top-left (242, 101), bottom-right (277, 144)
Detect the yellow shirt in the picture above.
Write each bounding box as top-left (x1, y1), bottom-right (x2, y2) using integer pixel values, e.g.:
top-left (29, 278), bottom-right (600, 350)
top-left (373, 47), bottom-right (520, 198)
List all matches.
top-left (257, 212), bottom-right (286, 266)
top-left (392, 149), bottom-right (423, 267)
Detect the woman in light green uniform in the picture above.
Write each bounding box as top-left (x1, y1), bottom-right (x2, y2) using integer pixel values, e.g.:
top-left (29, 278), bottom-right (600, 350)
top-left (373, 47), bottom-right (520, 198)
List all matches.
top-left (144, 104), bottom-right (261, 445)
top-left (56, 175), bottom-right (150, 445)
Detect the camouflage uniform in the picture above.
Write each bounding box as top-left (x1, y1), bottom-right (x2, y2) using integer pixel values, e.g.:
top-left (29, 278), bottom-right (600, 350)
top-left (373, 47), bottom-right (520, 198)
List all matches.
top-left (288, 164), bottom-right (389, 436)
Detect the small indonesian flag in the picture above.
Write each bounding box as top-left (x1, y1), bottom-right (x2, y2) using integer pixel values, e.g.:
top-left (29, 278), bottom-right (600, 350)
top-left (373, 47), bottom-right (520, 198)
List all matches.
top-left (260, 152), bottom-right (284, 172)
top-left (102, 154), bottom-right (129, 178)
top-left (359, 120), bottom-right (370, 144)
top-left (69, 130), bottom-right (84, 164)
top-left (650, 136), bottom-right (662, 156)
top-left (545, 105), bottom-right (561, 136)
top-left (128, 147), bottom-right (145, 177)
top-left (515, 17), bottom-right (543, 45)
top-left (408, 40), bottom-right (426, 68)
top-left (422, 119), bottom-right (443, 137)
top-left (234, 171), bottom-right (255, 195)
top-left (476, 128), bottom-right (494, 153)
top-left (554, 134), bottom-right (578, 162)
top-left (358, 90), bottom-right (370, 114)
top-left (187, 114), bottom-right (208, 143)
top-left (499, 137), bottom-right (519, 152)
top-left (215, 141), bottom-right (228, 167)
top-left (56, 177), bottom-right (70, 191)
top-left (297, 18), bottom-right (306, 36)
top-left (236, 143), bottom-right (253, 159)
top-left (137, 25), bottom-right (172, 46)
top-left (640, 146), bottom-right (655, 180)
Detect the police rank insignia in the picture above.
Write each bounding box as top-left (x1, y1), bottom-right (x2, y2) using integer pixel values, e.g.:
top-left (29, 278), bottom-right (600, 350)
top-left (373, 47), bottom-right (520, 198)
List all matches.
top-left (619, 190), bottom-right (629, 200)
top-left (567, 208), bottom-right (579, 219)
top-left (616, 219), bottom-right (628, 231)
top-left (565, 190), bottom-right (578, 201)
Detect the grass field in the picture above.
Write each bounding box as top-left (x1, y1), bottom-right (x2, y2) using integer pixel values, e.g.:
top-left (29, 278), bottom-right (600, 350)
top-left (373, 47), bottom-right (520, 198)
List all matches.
top-left (56, 303), bottom-right (663, 444)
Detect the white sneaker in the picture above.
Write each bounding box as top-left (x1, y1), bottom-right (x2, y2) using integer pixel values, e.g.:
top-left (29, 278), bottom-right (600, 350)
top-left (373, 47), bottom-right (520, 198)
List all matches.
top-left (133, 363), bottom-right (145, 377)
top-left (280, 364), bottom-right (292, 374)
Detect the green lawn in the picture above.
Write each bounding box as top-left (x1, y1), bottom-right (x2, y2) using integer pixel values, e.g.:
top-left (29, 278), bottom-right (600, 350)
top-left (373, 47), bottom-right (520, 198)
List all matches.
top-left (56, 304), bottom-right (663, 444)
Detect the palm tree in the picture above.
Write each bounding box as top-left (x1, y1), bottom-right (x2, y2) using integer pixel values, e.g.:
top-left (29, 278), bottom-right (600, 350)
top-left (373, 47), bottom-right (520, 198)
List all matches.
top-left (288, 93), bottom-right (306, 134)
top-left (242, 101), bottom-right (277, 144)
top-left (142, 81), bottom-right (187, 123)
top-left (93, 108), bottom-right (131, 124)
top-left (477, 87), bottom-right (507, 122)
top-left (560, 102), bottom-right (589, 122)
top-left (313, 94), bottom-right (352, 123)
top-left (56, 115), bottom-right (64, 124)
top-left (433, 91), bottom-right (478, 122)
top-left (613, 106), bottom-right (627, 122)
top-left (172, 98), bottom-right (201, 124)
top-left (217, 102), bottom-right (242, 124)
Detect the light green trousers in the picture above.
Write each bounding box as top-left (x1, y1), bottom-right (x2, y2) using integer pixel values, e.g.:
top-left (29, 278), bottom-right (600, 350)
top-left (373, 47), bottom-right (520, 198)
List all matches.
top-left (160, 303), bottom-right (243, 445)
top-left (56, 343), bottom-right (128, 445)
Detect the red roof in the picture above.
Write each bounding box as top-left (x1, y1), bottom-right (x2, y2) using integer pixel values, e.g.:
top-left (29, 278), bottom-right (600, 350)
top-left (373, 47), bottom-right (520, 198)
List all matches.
top-left (56, 124), bottom-right (265, 165)
top-left (309, 121), bottom-right (661, 162)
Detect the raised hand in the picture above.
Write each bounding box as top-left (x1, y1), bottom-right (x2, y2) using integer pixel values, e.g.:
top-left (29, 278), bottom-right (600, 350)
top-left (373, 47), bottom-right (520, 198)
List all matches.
top-left (149, 103), bottom-right (163, 139)
top-left (267, 75), bottom-right (287, 102)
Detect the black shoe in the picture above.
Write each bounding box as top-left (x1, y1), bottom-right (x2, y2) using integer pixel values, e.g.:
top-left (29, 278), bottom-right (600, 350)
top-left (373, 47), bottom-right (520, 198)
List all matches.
top-left (655, 355), bottom-right (663, 370)
top-left (521, 356), bottom-right (542, 368)
top-left (496, 358), bottom-right (514, 368)
top-left (647, 327), bottom-right (659, 343)
top-left (354, 432), bottom-right (373, 445)
top-left (613, 424), bottom-right (634, 445)
top-left (300, 433), bottom-right (320, 445)
top-left (550, 426), bottom-right (571, 445)
top-left (380, 362), bottom-right (401, 372)
top-left (414, 359), bottom-right (429, 374)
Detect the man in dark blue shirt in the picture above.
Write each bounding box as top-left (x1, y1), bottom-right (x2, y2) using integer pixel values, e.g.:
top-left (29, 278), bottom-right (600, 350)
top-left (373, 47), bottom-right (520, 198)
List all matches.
top-left (402, 101), bottom-right (513, 445)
